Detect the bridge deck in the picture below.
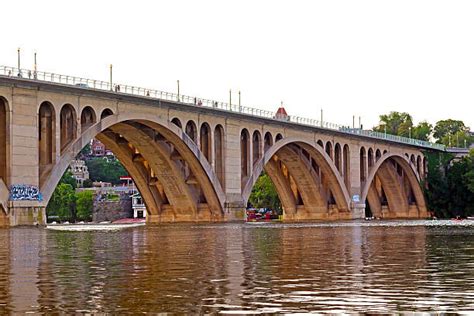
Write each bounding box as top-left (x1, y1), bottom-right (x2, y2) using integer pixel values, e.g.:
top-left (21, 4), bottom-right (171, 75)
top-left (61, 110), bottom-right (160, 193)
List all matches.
top-left (0, 65), bottom-right (445, 151)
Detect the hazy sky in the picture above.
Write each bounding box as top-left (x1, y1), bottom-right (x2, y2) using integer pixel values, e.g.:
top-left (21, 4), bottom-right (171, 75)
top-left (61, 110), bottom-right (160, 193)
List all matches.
top-left (2, 0), bottom-right (473, 130)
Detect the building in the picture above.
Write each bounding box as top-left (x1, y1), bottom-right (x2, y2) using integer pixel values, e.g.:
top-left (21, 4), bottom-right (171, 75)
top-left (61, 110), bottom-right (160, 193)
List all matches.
top-left (131, 193), bottom-right (146, 219)
top-left (274, 103), bottom-right (289, 121)
top-left (69, 159), bottom-right (89, 187)
top-left (91, 139), bottom-right (106, 157)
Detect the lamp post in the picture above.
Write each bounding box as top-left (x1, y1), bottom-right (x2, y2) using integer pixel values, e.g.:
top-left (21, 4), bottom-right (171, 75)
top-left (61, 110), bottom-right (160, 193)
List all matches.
top-left (17, 48), bottom-right (21, 77)
top-left (409, 127), bottom-right (412, 139)
top-left (177, 80), bottom-right (180, 101)
top-left (33, 52), bottom-right (37, 79)
top-left (320, 109), bottom-right (323, 127)
top-left (109, 64), bottom-right (113, 91)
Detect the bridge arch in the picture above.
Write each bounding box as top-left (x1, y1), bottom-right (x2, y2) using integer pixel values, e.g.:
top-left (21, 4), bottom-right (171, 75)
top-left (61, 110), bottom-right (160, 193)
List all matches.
top-left (252, 130), bottom-right (262, 165)
top-left (325, 141), bottom-right (333, 160)
top-left (40, 113), bottom-right (226, 222)
top-left (171, 117), bottom-right (182, 128)
top-left (214, 124), bottom-right (225, 188)
top-left (60, 104), bottom-right (77, 152)
top-left (242, 137), bottom-right (351, 220)
top-left (200, 122), bottom-right (211, 161)
top-left (185, 120), bottom-right (197, 143)
top-left (80, 106), bottom-right (96, 131)
top-left (100, 108), bottom-right (113, 119)
top-left (0, 97), bottom-right (8, 186)
top-left (38, 102), bottom-right (56, 184)
top-left (240, 129), bottom-right (251, 184)
top-left (264, 132), bottom-right (273, 151)
top-left (361, 153), bottom-right (427, 218)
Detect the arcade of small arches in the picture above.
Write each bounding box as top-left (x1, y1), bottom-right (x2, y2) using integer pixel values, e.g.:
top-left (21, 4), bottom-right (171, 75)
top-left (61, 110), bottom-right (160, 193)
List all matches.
top-left (0, 95), bottom-right (429, 224)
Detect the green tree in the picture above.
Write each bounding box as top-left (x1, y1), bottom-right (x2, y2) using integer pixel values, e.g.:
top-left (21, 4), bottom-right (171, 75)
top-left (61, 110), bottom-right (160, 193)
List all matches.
top-left (373, 112), bottom-right (413, 137)
top-left (249, 173), bottom-right (281, 212)
top-left (464, 149), bottom-right (474, 194)
top-left (47, 183), bottom-right (76, 221)
top-left (86, 157), bottom-right (127, 185)
top-left (433, 119), bottom-right (468, 140)
top-left (76, 190), bottom-right (94, 221)
top-left (79, 143), bottom-right (91, 158)
top-left (438, 130), bottom-right (473, 148)
top-left (424, 150), bottom-right (474, 218)
top-left (412, 121), bottom-right (432, 141)
top-left (60, 171), bottom-right (77, 189)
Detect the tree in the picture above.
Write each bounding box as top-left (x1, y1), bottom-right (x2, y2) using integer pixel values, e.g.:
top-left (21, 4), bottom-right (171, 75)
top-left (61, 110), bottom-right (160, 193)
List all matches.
top-left (433, 119), bottom-right (468, 140)
top-left (60, 171), bottom-right (77, 190)
top-left (438, 130), bottom-right (473, 148)
top-left (79, 143), bottom-right (91, 158)
top-left (424, 150), bottom-right (474, 218)
top-left (47, 183), bottom-right (76, 221)
top-left (373, 112), bottom-right (413, 137)
top-left (249, 173), bottom-right (281, 212)
top-left (76, 190), bottom-right (94, 221)
top-left (86, 157), bottom-right (127, 185)
top-left (411, 121), bottom-right (432, 141)
top-left (465, 149), bottom-right (474, 194)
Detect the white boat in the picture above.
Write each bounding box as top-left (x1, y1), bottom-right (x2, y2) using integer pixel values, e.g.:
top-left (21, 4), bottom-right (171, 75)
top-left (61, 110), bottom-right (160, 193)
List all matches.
top-left (46, 222), bottom-right (145, 231)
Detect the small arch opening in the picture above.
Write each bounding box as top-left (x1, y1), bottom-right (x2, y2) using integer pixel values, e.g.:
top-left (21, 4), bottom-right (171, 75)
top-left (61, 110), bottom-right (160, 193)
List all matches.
top-left (264, 132), bottom-right (273, 151)
top-left (80, 106), bottom-right (96, 131)
top-left (252, 130), bottom-right (262, 165)
top-left (200, 123), bottom-right (211, 161)
top-left (185, 120), bottom-right (197, 143)
top-left (60, 104), bottom-right (77, 152)
top-left (171, 118), bottom-right (182, 128)
top-left (100, 108), bottom-right (113, 120)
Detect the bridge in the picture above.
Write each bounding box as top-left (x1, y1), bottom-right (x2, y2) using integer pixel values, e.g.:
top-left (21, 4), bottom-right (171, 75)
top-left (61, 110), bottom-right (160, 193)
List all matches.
top-left (0, 65), bottom-right (445, 226)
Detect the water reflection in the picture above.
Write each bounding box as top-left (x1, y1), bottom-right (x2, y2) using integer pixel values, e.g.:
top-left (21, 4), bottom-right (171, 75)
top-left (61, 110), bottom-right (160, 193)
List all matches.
top-left (0, 221), bottom-right (473, 313)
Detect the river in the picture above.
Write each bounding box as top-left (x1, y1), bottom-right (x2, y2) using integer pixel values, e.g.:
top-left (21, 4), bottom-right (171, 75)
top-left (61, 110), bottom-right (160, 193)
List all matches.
top-left (0, 220), bottom-right (473, 313)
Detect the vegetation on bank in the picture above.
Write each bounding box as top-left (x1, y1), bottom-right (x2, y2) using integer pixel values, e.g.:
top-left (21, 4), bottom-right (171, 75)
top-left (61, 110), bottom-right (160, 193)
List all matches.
top-left (47, 172), bottom-right (94, 222)
top-left (248, 173), bottom-right (281, 212)
top-left (424, 150), bottom-right (474, 218)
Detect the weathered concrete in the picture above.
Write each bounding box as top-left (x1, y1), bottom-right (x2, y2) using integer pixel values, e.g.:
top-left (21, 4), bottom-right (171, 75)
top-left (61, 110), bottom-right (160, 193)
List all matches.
top-left (0, 75), bottom-right (436, 226)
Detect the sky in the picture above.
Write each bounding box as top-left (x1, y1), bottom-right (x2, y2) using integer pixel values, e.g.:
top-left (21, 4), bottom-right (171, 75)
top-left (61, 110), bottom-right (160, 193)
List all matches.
top-left (2, 0), bottom-right (474, 130)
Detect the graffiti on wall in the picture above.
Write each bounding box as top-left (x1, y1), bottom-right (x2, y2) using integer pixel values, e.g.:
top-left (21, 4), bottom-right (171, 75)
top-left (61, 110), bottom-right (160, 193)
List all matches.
top-left (9, 184), bottom-right (43, 201)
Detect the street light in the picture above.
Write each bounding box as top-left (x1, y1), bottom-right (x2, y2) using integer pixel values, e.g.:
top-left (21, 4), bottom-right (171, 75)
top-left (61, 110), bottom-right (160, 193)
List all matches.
top-left (409, 127), bottom-right (412, 139)
top-left (109, 64), bottom-right (113, 91)
top-left (177, 80), bottom-right (180, 101)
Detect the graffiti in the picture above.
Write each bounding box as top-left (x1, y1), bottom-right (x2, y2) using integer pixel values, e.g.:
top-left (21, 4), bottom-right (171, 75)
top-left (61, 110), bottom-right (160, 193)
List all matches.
top-left (9, 184), bottom-right (43, 201)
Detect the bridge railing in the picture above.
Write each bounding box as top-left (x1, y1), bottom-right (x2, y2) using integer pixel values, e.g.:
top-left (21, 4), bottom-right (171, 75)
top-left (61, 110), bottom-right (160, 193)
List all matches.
top-left (0, 65), bottom-right (446, 151)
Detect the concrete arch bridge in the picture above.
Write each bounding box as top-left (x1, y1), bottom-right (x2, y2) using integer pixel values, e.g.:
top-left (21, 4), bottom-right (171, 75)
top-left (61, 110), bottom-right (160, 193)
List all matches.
top-left (0, 67), bottom-right (444, 226)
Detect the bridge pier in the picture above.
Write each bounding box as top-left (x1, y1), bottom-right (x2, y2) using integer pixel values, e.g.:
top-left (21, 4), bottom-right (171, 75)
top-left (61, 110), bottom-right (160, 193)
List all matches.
top-left (5, 202), bottom-right (46, 226)
top-left (351, 202), bottom-right (366, 219)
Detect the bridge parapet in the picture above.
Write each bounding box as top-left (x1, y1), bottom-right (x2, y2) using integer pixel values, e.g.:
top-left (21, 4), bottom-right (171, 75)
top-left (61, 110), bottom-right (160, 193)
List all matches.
top-left (0, 65), bottom-right (445, 151)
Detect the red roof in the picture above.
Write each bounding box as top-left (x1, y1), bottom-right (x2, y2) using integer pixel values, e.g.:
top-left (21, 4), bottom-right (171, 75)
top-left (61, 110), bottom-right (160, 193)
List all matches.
top-left (276, 106), bottom-right (288, 116)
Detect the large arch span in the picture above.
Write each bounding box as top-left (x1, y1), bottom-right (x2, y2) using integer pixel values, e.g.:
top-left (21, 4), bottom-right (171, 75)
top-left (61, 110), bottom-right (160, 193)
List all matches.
top-left (361, 153), bottom-right (427, 218)
top-left (40, 113), bottom-right (226, 223)
top-left (242, 137), bottom-right (352, 221)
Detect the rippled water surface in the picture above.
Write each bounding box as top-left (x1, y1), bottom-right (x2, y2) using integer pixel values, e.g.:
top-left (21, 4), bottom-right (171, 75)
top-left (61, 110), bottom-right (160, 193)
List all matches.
top-left (1, 220), bottom-right (474, 313)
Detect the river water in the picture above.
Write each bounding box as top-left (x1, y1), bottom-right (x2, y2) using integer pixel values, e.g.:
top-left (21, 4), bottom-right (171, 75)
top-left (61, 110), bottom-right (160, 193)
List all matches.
top-left (0, 220), bottom-right (473, 314)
